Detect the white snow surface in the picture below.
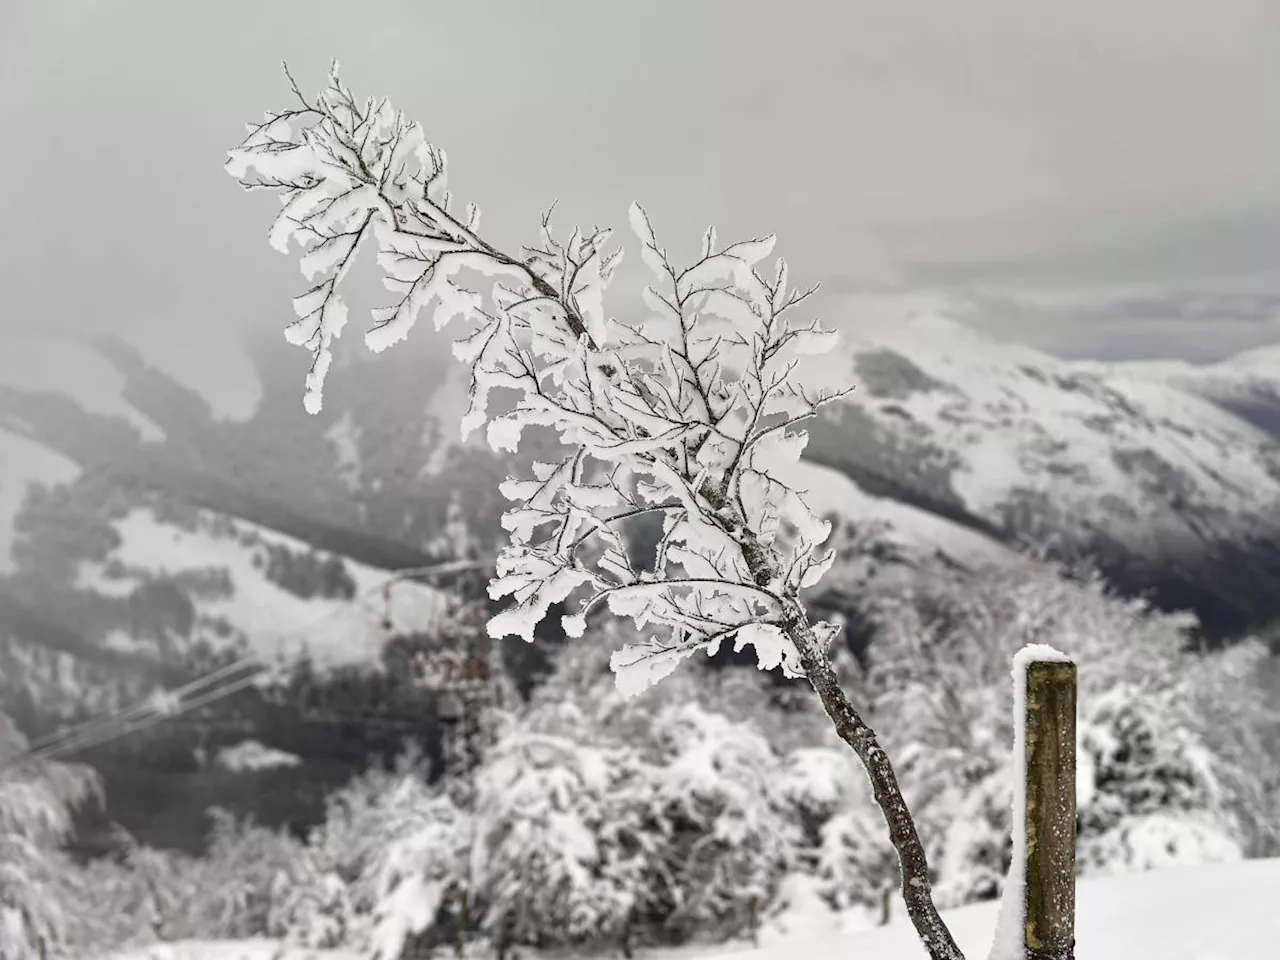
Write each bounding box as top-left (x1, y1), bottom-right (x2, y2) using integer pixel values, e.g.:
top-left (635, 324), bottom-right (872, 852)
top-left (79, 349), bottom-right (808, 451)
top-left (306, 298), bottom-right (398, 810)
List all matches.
top-left (92, 858), bottom-right (1280, 959)
top-left (0, 426), bottom-right (80, 572)
top-left (780, 458), bottom-right (1019, 570)
top-left (93, 944), bottom-right (361, 960)
top-left (832, 314), bottom-right (1280, 551)
top-left (74, 507), bottom-right (449, 667)
top-left (213, 739), bottom-right (302, 772)
top-left (758, 857), bottom-right (1280, 960)
top-left (119, 324), bottom-right (263, 422)
top-left (0, 335), bottom-right (164, 440)
top-left (1084, 343), bottom-right (1280, 408)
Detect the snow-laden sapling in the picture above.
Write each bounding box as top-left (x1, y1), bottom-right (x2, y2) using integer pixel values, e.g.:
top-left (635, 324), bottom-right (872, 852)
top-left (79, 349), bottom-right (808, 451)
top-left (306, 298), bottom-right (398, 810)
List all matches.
top-left (225, 62), bottom-right (965, 960)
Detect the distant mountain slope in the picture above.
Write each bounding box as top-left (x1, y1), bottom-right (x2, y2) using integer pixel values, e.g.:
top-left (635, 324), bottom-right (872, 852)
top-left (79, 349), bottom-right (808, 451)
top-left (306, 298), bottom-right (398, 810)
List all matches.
top-left (1, 309), bottom-right (1278, 720)
top-left (1082, 344), bottom-right (1280, 439)
top-left (0, 327), bottom-right (463, 719)
top-left (803, 314), bottom-right (1280, 633)
top-left (0, 494), bottom-right (450, 719)
top-left (73, 506), bottom-right (448, 667)
top-left (782, 459), bottom-right (1020, 573)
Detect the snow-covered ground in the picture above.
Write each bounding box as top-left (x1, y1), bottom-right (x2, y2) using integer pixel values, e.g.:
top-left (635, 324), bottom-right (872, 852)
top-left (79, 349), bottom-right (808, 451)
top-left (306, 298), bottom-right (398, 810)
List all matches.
top-left (818, 312), bottom-right (1280, 557)
top-left (75, 506), bottom-right (450, 667)
top-left (751, 857), bottom-right (1280, 960)
top-left (781, 459), bottom-right (1019, 571)
top-left (117, 324), bottom-right (264, 423)
top-left (1086, 344), bottom-right (1280, 407)
top-left (0, 335), bottom-right (166, 440)
top-left (91, 857), bottom-right (1280, 959)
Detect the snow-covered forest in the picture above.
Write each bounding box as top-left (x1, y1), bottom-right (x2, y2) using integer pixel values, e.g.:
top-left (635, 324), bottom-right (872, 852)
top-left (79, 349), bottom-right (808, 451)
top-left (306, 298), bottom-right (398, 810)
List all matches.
top-left (3, 558), bottom-right (1279, 958)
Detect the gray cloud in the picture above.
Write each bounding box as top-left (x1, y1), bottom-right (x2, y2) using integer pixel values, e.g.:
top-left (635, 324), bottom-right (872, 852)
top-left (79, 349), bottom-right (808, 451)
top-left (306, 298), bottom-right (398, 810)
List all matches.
top-left (892, 211), bottom-right (1280, 293)
top-left (947, 289), bottom-right (1280, 362)
top-left (1, 0), bottom-right (1278, 366)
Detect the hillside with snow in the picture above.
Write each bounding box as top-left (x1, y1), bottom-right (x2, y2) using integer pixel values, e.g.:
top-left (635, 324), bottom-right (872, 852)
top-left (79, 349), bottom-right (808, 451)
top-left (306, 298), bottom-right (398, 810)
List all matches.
top-left (1080, 343), bottom-right (1280, 439)
top-left (805, 314), bottom-right (1280, 632)
top-left (73, 506), bottom-right (449, 667)
top-left (781, 458), bottom-right (1022, 576)
top-left (1, 312), bottom-right (1279, 713)
top-left (0, 498), bottom-right (450, 721)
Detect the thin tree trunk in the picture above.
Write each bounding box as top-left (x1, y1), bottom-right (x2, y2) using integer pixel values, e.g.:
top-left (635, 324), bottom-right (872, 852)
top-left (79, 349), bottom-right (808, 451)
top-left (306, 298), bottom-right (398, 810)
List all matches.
top-left (783, 601), bottom-right (966, 960)
top-left (706, 484), bottom-right (967, 960)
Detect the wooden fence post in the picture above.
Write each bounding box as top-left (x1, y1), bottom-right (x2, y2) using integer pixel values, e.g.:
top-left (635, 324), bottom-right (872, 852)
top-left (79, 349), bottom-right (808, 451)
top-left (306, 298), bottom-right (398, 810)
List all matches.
top-left (1023, 659), bottom-right (1077, 960)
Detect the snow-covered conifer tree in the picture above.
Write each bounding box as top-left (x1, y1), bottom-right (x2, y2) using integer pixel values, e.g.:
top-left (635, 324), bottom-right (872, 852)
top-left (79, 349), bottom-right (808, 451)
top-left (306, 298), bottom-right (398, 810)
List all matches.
top-left (0, 713), bottom-right (102, 959)
top-left (226, 62), bottom-right (964, 958)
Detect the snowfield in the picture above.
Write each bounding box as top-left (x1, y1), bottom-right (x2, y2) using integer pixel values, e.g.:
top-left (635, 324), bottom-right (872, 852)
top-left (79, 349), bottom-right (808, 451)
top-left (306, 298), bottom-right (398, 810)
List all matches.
top-left (1089, 344), bottom-right (1280, 409)
top-left (780, 459), bottom-right (1020, 572)
top-left (751, 857), bottom-right (1280, 960)
top-left (0, 335), bottom-right (166, 441)
top-left (91, 858), bottom-right (1280, 959)
top-left (74, 506), bottom-right (450, 667)
top-left (811, 314), bottom-right (1280, 558)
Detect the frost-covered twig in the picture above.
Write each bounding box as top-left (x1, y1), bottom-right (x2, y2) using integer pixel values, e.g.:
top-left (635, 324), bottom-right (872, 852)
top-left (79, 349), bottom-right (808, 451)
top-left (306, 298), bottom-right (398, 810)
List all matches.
top-left (227, 62), bottom-right (964, 960)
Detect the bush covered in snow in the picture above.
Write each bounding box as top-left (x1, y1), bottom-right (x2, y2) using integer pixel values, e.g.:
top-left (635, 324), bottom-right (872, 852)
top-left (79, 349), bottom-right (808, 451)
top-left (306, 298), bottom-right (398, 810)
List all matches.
top-left (103, 808), bottom-right (313, 943)
top-left (779, 745), bottom-right (897, 915)
top-left (857, 559), bottom-right (1280, 906)
top-left (191, 564), bottom-right (1271, 956)
top-left (0, 712), bottom-right (104, 960)
top-left (151, 672), bottom-right (802, 958)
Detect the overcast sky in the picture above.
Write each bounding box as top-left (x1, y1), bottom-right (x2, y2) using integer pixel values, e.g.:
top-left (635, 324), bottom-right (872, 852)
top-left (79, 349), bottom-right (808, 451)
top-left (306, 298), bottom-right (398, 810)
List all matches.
top-left (3, 0), bottom-right (1279, 373)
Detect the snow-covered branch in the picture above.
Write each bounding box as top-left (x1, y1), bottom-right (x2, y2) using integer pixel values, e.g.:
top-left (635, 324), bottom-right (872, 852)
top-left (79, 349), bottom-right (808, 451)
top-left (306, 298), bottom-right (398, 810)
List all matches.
top-left (229, 64), bottom-right (972, 960)
top-left (226, 61), bottom-right (850, 692)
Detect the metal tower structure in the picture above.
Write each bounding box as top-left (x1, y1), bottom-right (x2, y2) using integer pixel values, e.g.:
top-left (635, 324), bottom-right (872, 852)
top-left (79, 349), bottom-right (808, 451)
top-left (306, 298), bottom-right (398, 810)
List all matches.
top-left (403, 601), bottom-right (507, 802)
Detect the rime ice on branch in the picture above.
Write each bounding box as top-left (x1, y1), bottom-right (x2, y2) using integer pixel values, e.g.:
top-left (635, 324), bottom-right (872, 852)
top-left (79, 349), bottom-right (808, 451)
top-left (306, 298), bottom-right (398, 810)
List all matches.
top-left (225, 61), bottom-right (851, 693)
top-left (227, 63), bottom-right (975, 960)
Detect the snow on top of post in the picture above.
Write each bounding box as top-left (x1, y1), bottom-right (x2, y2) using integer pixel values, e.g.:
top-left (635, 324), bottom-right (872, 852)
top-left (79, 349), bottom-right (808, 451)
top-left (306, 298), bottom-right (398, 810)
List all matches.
top-left (988, 642), bottom-right (1071, 960)
top-left (1012, 642), bottom-right (1072, 670)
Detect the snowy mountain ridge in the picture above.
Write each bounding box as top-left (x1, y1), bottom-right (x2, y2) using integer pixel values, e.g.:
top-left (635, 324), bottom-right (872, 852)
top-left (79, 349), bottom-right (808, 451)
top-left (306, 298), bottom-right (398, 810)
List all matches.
top-left (804, 313), bottom-right (1280, 631)
top-left (1, 311), bottom-right (1278, 696)
top-left (1075, 342), bottom-right (1280, 440)
top-left (1083, 342), bottom-right (1280, 401)
top-left (72, 506), bottom-right (449, 668)
top-left (822, 312), bottom-right (1278, 537)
